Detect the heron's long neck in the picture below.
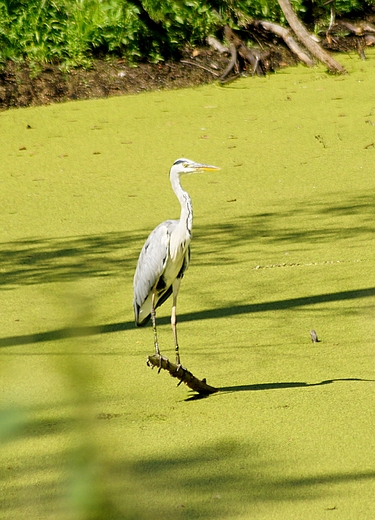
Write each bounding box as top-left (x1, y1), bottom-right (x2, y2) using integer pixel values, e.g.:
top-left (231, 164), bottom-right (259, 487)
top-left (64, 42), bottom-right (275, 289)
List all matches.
top-left (171, 174), bottom-right (193, 236)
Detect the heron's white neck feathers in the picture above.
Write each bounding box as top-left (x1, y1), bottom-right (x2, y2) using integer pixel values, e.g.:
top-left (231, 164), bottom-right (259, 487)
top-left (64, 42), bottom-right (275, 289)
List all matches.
top-left (170, 171), bottom-right (193, 237)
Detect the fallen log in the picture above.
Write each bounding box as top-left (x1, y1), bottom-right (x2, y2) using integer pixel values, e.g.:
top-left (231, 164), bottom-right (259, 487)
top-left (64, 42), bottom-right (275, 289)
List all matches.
top-left (147, 354), bottom-right (218, 395)
top-left (257, 20), bottom-right (314, 67)
top-left (277, 0), bottom-right (346, 73)
top-left (340, 20), bottom-right (375, 36)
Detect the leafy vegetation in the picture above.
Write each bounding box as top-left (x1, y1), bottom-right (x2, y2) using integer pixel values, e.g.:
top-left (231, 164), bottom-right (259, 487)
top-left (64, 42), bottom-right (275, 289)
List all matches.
top-left (0, 0), bottom-right (374, 67)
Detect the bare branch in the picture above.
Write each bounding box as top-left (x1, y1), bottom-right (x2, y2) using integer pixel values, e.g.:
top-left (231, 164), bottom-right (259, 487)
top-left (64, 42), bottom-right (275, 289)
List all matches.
top-left (326, 1), bottom-right (335, 39)
top-left (219, 42), bottom-right (238, 81)
top-left (340, 20), bottom-right (363, 35)
top-left (340, 20), bottom-right (375, 36)
top-left (277, 0), bottom-right (346, 73)
top-left (365, 34), bottom-right (375, 46)
top-left (258, 20), bottom-right (314, 67)
top-left (206, 36), bottom-right (229, 54)
top-left (361, 22), bottom-right (375, 33)
top-left (180, 60), bottom-right (220, 77)
top-left (224, 26), bottom-right (266, 76)
top-left (147, 354), bottom-right (218, 395)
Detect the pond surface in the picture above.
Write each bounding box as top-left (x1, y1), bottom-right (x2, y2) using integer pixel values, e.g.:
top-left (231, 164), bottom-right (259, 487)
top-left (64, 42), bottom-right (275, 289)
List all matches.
top-left (1, 51), bottom-right (375, 519)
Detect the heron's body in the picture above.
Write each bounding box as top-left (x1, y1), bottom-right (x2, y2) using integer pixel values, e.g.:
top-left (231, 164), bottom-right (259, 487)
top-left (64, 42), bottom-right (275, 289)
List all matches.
top-left (134, 219), bottom-right (191, 326)
top-left (133, 158), bottom-right (220, 365)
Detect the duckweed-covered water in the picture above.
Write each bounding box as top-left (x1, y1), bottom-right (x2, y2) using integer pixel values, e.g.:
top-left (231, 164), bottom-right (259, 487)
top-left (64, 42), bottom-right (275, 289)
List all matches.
top-left (1, 51), bottom-right (375, 519)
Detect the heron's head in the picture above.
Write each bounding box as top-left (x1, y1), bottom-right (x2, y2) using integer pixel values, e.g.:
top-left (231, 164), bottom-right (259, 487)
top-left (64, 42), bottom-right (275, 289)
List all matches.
top-left (171, 158), bottom-right (220, 178)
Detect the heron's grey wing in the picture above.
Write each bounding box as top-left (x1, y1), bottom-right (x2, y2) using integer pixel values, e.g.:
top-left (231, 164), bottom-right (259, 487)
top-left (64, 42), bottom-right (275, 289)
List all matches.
top-left (133, 221), bottom-right (174, 324)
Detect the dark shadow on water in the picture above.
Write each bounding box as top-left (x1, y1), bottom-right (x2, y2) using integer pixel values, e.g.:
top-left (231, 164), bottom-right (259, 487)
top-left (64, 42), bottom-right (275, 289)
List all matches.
top-left (179, 287), bottom-right (375, 322)
top-left (183, 377), bottom-right (375, 401)
top-left (1, 191), bottom-right (375, 289)
top-left (218, 377), bottom-right (375, 394)
top-left (0, 321), bottom-right (133, 348)
top-left (1, 192), bottom-right (375, 349)
top-left (1, 286), bottom-right (375, 348)
top-left (0, 230), bottom-right (144, 289)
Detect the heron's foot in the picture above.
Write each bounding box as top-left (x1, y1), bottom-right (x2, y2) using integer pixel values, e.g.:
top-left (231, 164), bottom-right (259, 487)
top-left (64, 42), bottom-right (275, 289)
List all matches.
top-left (174, 351), bottom-right (186, 374)
top-left (175, 363), bottom-right (187, 385)
top-left (146, 353), bottom-right (186, 376)
top-left (175, 362), bottom-right (188, 376)
top-left (147, 353), bottom-right (168, 373)
top-left (154, 344), bottom-right (164, 371)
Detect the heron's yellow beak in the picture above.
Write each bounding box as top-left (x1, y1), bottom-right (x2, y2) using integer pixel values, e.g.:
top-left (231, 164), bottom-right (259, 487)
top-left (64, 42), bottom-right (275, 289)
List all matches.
top-left (192, 163), bottom-right (221, 172)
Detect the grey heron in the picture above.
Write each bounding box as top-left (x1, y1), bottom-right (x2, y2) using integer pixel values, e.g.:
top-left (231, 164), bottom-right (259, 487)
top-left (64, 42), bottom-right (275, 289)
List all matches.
top-left (133, 158), bottom-right (220, 366)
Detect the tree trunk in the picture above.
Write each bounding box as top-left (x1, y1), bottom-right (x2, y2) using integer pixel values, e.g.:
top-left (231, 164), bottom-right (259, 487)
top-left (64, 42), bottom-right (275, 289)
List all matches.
top-left (277, 0), bottom-right (346, 73)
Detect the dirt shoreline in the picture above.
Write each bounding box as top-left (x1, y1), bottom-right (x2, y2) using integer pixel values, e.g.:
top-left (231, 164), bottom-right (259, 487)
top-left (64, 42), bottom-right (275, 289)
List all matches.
top-left (0, 30), bottom-right (371, 110)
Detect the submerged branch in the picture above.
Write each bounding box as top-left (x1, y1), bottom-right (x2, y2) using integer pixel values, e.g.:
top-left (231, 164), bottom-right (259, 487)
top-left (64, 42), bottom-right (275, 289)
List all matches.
top-left (147, 354), bottom-right (218, 395)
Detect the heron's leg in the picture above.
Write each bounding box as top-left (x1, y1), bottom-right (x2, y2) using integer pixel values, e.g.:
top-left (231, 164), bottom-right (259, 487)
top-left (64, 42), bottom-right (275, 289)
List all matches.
top-left (171, 280), bottom-right (181, 366)
top-left (171, 299), bottom-right (180, 365)
top-left (151, 292), bottom-right (160, 356)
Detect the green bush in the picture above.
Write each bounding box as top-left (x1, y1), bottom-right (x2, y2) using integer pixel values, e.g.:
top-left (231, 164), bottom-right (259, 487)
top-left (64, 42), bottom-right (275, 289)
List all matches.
top-left (0, 0), bottom-right (374, 68)
top-left (0, 0), bottom-right (219, 66)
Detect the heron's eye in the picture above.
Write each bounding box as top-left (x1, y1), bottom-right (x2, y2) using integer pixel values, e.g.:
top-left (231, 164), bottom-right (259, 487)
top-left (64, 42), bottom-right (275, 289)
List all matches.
top-left (183, 163), bottom-right (188, 168)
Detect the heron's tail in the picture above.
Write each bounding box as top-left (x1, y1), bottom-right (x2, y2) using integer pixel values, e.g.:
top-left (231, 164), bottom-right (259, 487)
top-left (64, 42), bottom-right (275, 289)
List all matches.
top-left (133, 286), bottom-right (172, 327)
top-left (134, 301), bottom-right (151, 327)
top-left (135, 314), bottom-right (151, 327)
